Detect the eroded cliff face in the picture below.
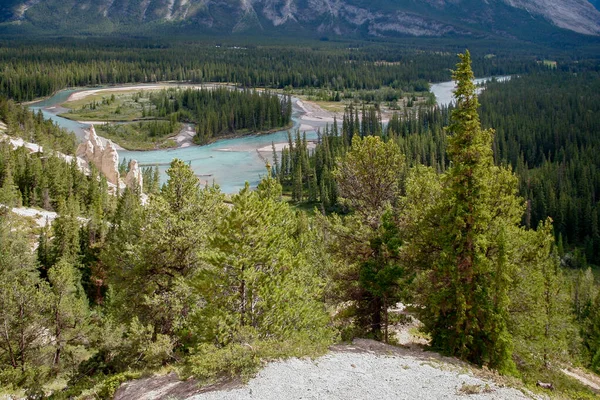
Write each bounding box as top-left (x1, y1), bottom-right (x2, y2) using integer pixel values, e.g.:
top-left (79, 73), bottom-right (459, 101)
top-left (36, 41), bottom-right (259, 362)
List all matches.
top-left (76, 125), bottom-right (142, 193)
top-left (76, 126), bottom-right (120, 186)
top-left (125, 160), bottom-right (144, 192)
top-left (5, 0), bottom-right (600, 37)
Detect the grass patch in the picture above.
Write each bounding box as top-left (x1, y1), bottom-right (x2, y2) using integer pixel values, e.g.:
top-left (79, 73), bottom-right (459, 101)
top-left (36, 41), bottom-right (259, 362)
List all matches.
top-left (62, 89), bottom-right (150, 109)
top-left (520, 366), bottom-right (599, 399)
top-left (184, 333), bottom-right (332, 387)
top-left (96, 121), bottom-right (181, 151)
top-left (537, 60), bottom-right (558, 69)
top-left (457, 382), bottom-right (492, 395)
top-left (408, 326), bottom-right (431, 342)
top-left (61, 89), bottom-right (157, 122)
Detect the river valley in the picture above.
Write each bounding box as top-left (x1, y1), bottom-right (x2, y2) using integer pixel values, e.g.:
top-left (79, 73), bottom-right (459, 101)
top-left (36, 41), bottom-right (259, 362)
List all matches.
top-left (29, 77), bottom-right (509, 193)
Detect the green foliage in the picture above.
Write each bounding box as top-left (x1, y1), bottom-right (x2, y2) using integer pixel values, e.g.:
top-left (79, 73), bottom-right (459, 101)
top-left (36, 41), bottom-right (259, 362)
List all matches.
top-left (413, 51), bottom-right (524, 373)
top-left (47, 258), bottom-right (91, 373)
top-left (509, 220), bottom-right (576, 370)
top-left (97, 120), bottom-right (181, 151)
top-left (0, 41), bottom-right (493, 102)
top-left (334, 136), bottom-right (405, 222)
top-left (0, 167), bottom-right (21, 208)
top-left (0, 98), bottom-right (76, 154)
top-left (192, 178), bottom-right (331, 345)
top-left (96, 372), bottom-right (142, 400)
top-left (0, 210), bottom-right (52, 384)
top-left (584, 291), bottom-right (600, 373)
top-left (103, 159), bottom-right (225, 340)
top-left (480, 70), bottom-right (600, 263)
top-left (186, 342), bottom-right (261, 385)
top-left (185, 330), bottom-right (331, 385)
top-left (519, 367), bottom-right (599, 400)
top-left (324, 136), bottom-right (407, 342)
top-left (1, 36), bottom-right (599, 396)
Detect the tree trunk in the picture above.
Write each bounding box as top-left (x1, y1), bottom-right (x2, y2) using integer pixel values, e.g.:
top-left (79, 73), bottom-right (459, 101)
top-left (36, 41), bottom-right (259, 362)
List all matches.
top-left (240, 277), bottom-right (246, 327)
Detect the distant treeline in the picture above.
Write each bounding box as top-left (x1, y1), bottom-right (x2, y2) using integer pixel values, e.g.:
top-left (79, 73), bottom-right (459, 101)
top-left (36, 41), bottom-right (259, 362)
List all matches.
top-left (146, 88), bottom-right (292, 143)
top-left (0, 41), bottom-right (544, 101)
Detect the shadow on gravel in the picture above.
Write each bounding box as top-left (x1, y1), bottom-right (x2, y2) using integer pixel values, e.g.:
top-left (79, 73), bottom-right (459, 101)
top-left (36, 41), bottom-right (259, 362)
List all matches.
top-left (114, 372), bottom-right (243, 400)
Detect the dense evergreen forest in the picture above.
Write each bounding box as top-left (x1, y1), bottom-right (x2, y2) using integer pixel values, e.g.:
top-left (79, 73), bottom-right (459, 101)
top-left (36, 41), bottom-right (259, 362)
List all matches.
top-left (0, 40), bottom-right (544, 102)
top-left (146, 88), bottom-right (292, 143)
top-left (0, 47), bottom-right (600, 399)
top-left (278, 66), bottom-right (600, 264)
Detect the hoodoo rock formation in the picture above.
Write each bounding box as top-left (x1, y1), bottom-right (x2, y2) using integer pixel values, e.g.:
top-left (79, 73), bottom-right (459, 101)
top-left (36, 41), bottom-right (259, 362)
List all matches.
top-left (125, 159), bottom-right (144, 191)
top-left (77, 125), bottom-right (142, 192)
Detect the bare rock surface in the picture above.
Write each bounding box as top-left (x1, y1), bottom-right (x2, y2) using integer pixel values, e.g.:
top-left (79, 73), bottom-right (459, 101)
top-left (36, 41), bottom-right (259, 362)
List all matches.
top-left (125, 159), bottom-right (144, 191)
top-left (76, 125), bottom-right (121, 186)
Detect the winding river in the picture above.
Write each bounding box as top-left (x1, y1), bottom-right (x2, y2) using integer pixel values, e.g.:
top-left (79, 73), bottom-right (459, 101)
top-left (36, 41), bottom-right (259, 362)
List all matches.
top-left (30, 86), bottom-right (328, 193)
top-left (29, 77), bottom-right (509, 193)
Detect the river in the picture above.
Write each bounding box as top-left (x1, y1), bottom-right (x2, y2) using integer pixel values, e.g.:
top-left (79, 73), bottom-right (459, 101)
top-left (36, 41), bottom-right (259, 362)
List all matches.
top-left (430, 76), bottom-right (511, 108)
top-left (29, 77), bottom-right (509, 193)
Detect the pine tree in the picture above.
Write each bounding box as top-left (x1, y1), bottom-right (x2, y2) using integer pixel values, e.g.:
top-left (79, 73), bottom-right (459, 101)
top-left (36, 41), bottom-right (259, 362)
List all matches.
top-left (193, 179), bottom-right (330, 345)
top-left (0, 210), bottom-right (51, 374)
top-left (47, 258), bottom-right (90, 372)
top-left (105, 159), bottom-right (225, 338)
top-left (334, 136), bottom-right (404, 225)
top-left (0, 166), bottom-right (22, 208)
top-left (325, 136), bottom-right (405, 340)
top-left (51, 195), bottom-right (81, 264)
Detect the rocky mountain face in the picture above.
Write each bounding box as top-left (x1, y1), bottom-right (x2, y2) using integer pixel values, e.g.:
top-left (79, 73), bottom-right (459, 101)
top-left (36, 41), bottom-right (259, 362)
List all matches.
top-left (2, 0), bottom-right (600, 38)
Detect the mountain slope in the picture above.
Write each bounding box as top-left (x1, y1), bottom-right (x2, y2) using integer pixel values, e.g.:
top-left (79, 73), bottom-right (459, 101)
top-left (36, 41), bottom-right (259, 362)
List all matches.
top-left (1, 0), bottom-right (599, 41)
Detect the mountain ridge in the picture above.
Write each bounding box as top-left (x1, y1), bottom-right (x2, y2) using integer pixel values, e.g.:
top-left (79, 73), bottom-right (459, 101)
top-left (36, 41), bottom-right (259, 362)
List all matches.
top-left (1, 0), bottom-right (600, 42)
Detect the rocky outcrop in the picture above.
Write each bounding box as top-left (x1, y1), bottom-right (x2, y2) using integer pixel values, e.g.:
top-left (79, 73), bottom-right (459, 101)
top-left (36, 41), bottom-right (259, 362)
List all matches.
top-left (125, 160), bottom-right (143, 191)
top-left (1, 133), bottom-right (90, 175)
top-left (505, 0), bottom-right (600, 35)
top-left (76, 125), bottom-right (143, 193)
top-left (76, 125), bottom-right (121, 186)
top-left (102, 141), bottom-right (120, 185)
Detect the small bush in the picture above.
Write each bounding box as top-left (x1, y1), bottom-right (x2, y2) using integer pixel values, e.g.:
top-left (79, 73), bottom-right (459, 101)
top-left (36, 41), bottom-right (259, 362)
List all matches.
top-left (185, 331), bottom-right (333, 385)
top-left (458, 382), bottom-right (483, 394)
top-left (185, 343), bottom-right (261, 384)
top-left (96, 372), bottom-right (141, 399)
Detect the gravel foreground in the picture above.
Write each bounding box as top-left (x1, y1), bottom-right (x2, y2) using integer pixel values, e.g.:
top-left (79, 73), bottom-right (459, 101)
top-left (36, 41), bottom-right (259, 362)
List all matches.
top-left (190, 340), bottom-right (532, 400)
top-left (116, 339), bottom-right (539, 400)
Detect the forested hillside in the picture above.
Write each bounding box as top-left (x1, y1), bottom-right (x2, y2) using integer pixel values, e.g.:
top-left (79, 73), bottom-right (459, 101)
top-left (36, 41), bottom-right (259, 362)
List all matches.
top-left (278, 65), bottom-right (600, 263)
top-left (0, 50), bottom-right (599, 399)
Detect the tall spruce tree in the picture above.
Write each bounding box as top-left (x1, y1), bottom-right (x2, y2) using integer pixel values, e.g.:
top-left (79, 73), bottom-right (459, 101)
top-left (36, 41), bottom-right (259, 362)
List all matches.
top-left (417, 51), bottom-right (522, 372)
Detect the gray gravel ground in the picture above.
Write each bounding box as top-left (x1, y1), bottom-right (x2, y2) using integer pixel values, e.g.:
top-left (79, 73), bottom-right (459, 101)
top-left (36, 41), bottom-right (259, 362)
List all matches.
top-left (189, 340), bottom-right (536, 400)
